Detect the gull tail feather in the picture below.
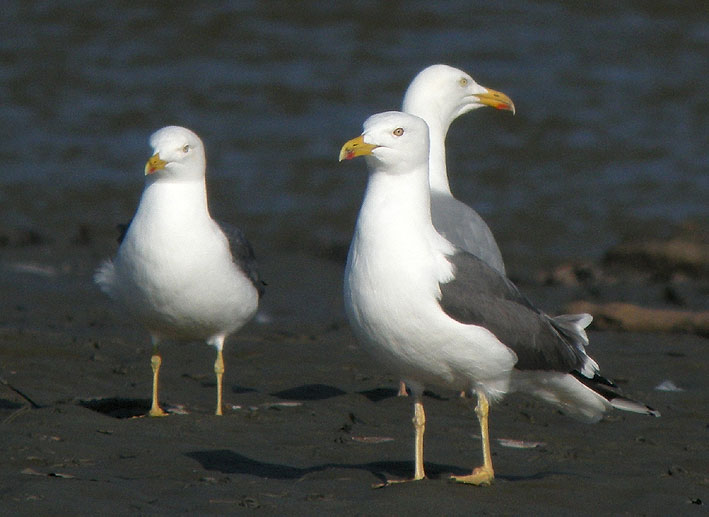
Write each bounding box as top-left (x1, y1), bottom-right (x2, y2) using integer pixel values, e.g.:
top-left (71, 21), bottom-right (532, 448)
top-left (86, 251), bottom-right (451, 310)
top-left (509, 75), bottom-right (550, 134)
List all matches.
top-left (554, 314), bottom-right (660, 418)
top-left (552, 313), bottom-right (593, 346)
top-left (572, 371), bottom-right (661, 418)
top-left (551, 313), bottom-right (598, 377)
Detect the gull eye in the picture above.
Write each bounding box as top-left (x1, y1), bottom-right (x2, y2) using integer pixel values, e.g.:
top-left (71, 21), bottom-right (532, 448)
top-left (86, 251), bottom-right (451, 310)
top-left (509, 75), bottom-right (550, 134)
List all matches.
top-left (459, 77), bottom-right (468, 87)
top-left (182, 144), bottom-right (190, 153)
top-left (392, 127), bottom-right (404, 137)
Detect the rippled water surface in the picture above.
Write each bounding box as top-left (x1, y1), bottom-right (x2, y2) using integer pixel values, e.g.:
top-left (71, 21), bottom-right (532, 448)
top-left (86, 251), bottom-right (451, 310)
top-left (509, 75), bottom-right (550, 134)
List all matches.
top-left (2, 0), bottom-right (707, 270)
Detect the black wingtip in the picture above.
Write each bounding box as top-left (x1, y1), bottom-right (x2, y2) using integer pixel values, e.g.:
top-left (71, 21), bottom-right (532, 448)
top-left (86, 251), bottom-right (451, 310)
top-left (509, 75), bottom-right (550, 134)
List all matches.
top-left (572, 370), bottom-right (617, 388)
top-left (572, 371), bottom-right (659, 417)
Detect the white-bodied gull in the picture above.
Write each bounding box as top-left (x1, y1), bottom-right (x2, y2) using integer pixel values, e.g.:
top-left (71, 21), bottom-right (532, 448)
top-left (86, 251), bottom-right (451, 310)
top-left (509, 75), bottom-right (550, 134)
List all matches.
top-left (95, 126), bottom-right (263, 416)
top-left (339, 111), bottom-right (658, 485)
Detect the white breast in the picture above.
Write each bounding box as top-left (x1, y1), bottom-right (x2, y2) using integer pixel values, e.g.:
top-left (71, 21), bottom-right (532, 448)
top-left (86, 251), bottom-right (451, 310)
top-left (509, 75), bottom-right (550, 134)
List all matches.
top-left (109, 181), bottom-right (258, 341)
top-left (344, 171), bottom-right (516, 397)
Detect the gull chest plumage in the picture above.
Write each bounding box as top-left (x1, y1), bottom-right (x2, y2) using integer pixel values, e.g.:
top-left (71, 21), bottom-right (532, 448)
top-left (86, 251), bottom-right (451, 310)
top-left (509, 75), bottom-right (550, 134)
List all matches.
top-left (345, 163), bottom-right (515, 393)
top-left (114, 180), bottom-right (256, 340)
top-left (96, 126), bottom-right (262, 417)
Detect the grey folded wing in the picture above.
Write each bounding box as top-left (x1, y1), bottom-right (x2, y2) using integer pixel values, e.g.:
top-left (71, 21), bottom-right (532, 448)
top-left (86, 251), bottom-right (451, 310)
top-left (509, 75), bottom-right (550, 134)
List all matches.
top-left (438, 250), bottom-right (587, 373)
top-left (218, 221), bottom-right (265, 297)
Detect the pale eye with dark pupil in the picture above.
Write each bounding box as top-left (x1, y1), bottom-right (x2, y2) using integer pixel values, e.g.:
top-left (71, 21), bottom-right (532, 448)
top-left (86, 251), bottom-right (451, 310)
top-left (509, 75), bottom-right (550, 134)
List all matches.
top-left (392, 128), bottom-right (404, 136)
top-left (459, 78), bottom-right (468, 86)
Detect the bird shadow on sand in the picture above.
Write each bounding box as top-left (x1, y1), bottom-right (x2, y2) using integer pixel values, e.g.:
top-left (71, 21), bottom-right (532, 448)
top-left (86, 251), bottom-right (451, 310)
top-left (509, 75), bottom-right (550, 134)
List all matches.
top-left (185, 449), bottom-right (565, 485)
top-left (76, 383), bottom-right (348, 419)
top-left (270, 383), bottom-right (347, 401)
top-left (78, 397), bottom-right (205, 418)
top-left (269, 384), bottom-right (445, 403)
top-left (79, 397), bottom-right (151, 419)
top-left (357, 387), bottom-right (449, 402)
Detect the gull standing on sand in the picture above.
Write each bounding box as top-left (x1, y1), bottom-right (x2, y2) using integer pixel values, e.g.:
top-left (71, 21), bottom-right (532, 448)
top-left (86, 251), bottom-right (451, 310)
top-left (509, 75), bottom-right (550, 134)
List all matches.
top-left (95, 126), bottom-right (263, 416)
top-left (339, 111), bottom-right (658, 485)
top-left (397, 64), bottom-right (515, 396)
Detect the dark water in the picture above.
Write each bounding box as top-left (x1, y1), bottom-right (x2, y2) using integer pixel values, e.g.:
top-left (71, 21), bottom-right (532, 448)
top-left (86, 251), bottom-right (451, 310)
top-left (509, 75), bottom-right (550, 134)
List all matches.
top-left (2, 0), bottom-right (707, 271)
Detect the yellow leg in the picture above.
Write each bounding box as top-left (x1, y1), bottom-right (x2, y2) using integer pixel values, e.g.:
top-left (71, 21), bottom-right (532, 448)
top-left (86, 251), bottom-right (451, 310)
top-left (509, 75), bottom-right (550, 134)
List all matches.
top-left (377, 395), bottom-right (427, 487)
top-left (149, 352), bottom-right (167, 417)
top-left (214, 349), bottom-right (224, 416)
top-left (412, 397), bottom-right (426, 480)
top-left (452, 390), bottom-right (494, 485)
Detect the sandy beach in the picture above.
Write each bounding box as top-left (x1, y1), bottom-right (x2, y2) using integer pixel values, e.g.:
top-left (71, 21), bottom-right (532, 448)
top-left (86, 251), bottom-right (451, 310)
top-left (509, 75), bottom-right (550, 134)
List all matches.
top-left (1, 229), bottom-right (706, 515)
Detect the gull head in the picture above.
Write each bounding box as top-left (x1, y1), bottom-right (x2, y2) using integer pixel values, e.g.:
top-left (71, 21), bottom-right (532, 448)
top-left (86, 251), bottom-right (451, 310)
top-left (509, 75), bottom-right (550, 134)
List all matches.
top-left (402, 64), bottom-right (515, 128)
top-left (144, 126), bottom-right (206, 181)
top-left (339, 111), bottom-right (429, 174)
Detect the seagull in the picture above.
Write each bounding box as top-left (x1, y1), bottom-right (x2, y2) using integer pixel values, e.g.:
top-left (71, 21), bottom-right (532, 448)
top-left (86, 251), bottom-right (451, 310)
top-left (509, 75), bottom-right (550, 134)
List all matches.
top-left (403, 64), bottom-right (515, 274)
top-left (396, 64), bottom-right (515, 397)
top-left (95, 126), bottom-right (263, 417)
top-left (339, 111), bottom-right (658, 486)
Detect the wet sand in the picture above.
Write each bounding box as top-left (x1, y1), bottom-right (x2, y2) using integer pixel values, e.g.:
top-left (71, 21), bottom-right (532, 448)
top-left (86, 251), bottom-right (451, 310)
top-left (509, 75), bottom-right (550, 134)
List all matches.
top-left (1, 232), bottom-right (707, 515)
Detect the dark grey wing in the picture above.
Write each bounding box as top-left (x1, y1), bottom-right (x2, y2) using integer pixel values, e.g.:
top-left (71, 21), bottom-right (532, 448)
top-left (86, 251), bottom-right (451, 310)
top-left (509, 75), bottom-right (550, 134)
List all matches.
top-left (438, 250), bottom-right (586, 372)
top-left (217, 221), bottom-right (265, 298)
top-left (430, 191), bottom-right (505, 275)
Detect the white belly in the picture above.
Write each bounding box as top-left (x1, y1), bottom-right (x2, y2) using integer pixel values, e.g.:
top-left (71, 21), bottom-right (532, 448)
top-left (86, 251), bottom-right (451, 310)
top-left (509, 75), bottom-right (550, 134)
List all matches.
top-left (344, 233), bottom-right (516, 398)
top-left (109, 215), bottom-right (257, 342)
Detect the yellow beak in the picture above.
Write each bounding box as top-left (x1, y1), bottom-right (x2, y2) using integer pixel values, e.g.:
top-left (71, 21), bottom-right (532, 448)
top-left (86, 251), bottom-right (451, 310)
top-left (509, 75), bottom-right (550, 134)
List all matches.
top-left (144, 153), bottom-right (167, 175)
top-left (474, 87), bottom-right (516, 115)
top-left (339, 135), bottom-right (379, 162)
